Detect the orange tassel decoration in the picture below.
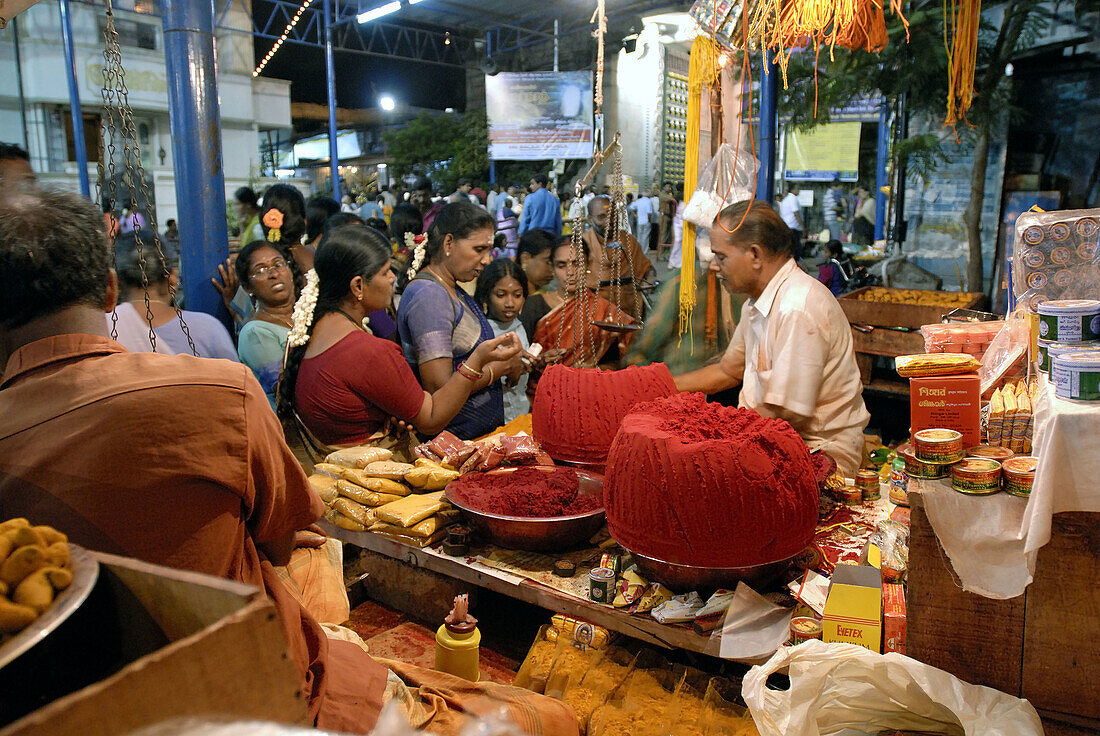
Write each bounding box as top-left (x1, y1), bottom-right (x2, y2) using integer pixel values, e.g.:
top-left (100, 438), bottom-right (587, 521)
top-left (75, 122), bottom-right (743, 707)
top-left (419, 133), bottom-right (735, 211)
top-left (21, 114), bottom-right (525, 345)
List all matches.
top-left (744, 0), bottom-right (908, 88)
top-left (944, 0), bottom-right (981, 128)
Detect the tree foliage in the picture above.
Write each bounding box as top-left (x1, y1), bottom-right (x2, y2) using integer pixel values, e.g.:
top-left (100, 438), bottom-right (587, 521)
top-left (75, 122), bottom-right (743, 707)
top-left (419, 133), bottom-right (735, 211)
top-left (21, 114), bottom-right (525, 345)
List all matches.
top-left (382, 110), bottom-right (489, 191)
top-left (775, 0), bottom-right (1049, 291)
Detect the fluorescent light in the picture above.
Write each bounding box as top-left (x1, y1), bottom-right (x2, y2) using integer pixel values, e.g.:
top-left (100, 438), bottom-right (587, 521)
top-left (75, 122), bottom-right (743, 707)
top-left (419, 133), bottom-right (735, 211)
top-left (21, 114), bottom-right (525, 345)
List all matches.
top-left (358, 1), bottom-right (400, 23)
top-left (408, 0), bottom-right (427, 4)
top-left (379, 95), bottom-right (396, 111)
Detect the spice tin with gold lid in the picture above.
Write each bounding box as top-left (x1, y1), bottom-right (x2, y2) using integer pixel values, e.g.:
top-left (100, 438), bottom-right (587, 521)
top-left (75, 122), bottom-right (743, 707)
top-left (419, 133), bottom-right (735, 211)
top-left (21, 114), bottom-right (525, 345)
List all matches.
top-left (965, 445), bottom-right (1015, 462)
top-left (913, 429), bottom-right (965, 464)
top-left (789, 616), bottom-right (823, 645)
top-left (1003, 456), bottom-right (1038, 498)
top-left (900, 443), bottom-right (949, 479)
top-left (950, 458), bottom-right (1003, 495)
top-left (855, 469), bottom-right (880, 501)
top-left (836, 484), bottom-right (862, 505)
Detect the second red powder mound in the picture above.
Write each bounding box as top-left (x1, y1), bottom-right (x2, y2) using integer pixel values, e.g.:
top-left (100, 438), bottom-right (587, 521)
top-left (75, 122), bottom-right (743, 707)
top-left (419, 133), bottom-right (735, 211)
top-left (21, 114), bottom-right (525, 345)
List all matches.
top-left (448, 467), bottom-right (601, 518)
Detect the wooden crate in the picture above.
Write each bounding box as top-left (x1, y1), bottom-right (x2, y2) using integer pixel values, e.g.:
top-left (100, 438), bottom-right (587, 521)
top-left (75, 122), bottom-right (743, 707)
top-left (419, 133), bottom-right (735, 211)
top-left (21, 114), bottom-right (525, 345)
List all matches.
top-left (851, 327), bottom-right (926, 358)
top-left (1, 553), bottom-right (309, 736)
top-left (839, 287), bottom-right (987, 330)
top-left (907, 494), bottom-right (1100, 735)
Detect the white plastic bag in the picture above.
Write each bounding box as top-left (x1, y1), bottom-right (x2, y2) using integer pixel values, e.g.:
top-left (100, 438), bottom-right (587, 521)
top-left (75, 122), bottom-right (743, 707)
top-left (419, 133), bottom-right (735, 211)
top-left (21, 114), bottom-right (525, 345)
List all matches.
top-left (684, 143), bottom-right (759, 229)
top-left (743, 640), bottom-right (1043, 736)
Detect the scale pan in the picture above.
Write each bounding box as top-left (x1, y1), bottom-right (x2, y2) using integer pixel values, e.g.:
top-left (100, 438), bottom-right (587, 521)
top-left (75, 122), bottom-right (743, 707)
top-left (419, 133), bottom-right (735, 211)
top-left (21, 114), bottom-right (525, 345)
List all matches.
top-left (592, 320), bottom-right (642, 333)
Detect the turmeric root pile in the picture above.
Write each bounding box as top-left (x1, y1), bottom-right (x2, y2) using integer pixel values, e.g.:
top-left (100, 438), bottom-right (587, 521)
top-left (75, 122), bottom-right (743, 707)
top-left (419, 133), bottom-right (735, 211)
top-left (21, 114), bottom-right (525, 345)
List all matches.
top-left (0, 518), bottom-right (73, 638)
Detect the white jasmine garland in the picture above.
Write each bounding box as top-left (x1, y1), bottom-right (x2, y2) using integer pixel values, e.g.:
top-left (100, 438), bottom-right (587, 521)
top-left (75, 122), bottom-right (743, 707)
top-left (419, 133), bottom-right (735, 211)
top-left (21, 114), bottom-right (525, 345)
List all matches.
top-left (405, 234), bottom-right (426, 280)
top-left (287, 269), bottom-right (320, 347)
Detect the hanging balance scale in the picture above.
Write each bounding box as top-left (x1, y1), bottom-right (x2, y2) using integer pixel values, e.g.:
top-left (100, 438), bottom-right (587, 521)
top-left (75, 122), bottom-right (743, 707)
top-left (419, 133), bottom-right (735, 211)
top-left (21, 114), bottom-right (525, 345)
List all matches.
top-left (559, 134), bottom-right (643, 369)
top-left (591, 137), bottom-right (642, 336)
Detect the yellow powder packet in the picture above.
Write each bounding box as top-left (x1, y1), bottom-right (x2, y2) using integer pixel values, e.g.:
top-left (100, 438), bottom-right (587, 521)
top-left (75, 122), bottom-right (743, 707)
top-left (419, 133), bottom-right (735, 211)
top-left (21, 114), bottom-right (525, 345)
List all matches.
top-left (332, 497), bottom-right (375, 526)
top-left (986, 387), bottom-right (1004, 445)
top-left (324, 445), bottom-right (393, 468)
top-left (334, 480), bottom-right (403, 507)
top-left (1001, 386), bottom-right (1018, 449)
top-left (307, 474), bottom-right (339, 504)
top-left (405, 464), bottom-right (460, 491)
top-left (338, 469), bottom-right (411, 496)
top-left (373, 491), bottom-right (447, 528)
top-left (363, 461), bottom-right (416, 481)
top-left (313, 463), bottom-right (345, 480)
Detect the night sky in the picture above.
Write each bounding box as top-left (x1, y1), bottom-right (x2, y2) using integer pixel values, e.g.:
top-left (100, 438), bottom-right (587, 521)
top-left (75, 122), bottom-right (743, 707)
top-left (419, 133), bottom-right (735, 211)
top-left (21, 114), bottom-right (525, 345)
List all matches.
top-left (257, 30), bottom-right (467, 111)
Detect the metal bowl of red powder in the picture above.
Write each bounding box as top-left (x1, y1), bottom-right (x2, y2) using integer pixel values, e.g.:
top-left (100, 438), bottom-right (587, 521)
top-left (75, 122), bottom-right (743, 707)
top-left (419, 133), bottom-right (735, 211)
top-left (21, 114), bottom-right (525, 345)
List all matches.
top-left (624, 548), bottom-right (800, 594)
top-left (445, 466), bottom-right (606, 552)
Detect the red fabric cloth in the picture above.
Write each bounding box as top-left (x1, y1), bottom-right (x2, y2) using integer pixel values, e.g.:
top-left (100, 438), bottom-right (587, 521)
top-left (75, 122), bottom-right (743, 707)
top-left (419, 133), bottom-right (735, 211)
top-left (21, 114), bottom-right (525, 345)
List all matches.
top-left (295, 331), bottom-right (426, 447)
top-left (0, 334), bottom-right (389, 731)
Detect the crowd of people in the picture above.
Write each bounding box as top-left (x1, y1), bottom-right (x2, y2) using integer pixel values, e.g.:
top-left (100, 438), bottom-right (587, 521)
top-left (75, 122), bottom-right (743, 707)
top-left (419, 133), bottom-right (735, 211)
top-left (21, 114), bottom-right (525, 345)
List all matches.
top-left (0, 139), bottom-right (871, 733)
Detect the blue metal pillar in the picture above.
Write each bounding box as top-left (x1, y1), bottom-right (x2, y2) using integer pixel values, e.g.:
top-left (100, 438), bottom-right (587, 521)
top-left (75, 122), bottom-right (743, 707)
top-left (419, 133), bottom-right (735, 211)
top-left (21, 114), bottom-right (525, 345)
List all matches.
top-left (324, 0), bottom-right (341, 201)
top-left (59, 0), bottom-right (89, 197)
top-left (874, 103), bottom-right (890, 240)
top-left (162, 0), bottom-right (229, 319)
top-left (489, 160), bottom-right (496, 187)
top-left (756, 51), bottom-right (779, 202)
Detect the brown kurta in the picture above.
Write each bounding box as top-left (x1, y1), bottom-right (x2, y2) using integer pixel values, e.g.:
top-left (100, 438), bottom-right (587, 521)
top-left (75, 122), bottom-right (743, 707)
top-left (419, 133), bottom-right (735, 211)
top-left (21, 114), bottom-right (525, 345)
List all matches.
top-left (0, 334), bottom-right (387, 731)
top-left (581, 228), bottom-right (651, 320)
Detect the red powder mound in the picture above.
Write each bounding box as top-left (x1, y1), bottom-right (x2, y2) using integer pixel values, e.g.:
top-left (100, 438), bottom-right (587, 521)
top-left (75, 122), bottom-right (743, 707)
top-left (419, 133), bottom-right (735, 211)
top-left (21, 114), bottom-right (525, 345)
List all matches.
top-left (532, 364), bottom-right (677, 464)
top-left (604, 392), bottom-right (819, 568)
top-left (448, 467), bottom-right (601, 518)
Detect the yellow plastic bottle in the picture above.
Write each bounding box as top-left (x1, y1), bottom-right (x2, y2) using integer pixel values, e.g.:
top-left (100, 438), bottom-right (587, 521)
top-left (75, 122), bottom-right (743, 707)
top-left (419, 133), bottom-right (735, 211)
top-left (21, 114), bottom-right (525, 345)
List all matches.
top-left (434, 594), bottom-right (480, 682)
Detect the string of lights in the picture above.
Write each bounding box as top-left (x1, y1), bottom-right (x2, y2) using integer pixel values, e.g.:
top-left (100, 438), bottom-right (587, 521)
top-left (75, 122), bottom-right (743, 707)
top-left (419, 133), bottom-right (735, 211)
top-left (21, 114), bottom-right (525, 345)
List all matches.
top-left (253, 0), bottom-right (316, 77)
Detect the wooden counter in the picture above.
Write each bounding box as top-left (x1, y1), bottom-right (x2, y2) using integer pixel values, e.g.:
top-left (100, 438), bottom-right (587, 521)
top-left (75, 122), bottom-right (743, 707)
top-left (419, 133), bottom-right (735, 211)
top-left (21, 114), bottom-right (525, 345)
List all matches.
top-left (320, 519), bottom-right (747, 660)
top-left (907, 493), bottom-right (1100, 735)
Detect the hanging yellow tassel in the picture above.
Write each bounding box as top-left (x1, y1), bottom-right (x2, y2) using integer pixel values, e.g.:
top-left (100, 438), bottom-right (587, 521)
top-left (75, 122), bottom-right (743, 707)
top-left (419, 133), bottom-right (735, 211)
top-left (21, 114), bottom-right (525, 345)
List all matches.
top-left (679, 35), bottom-right (720, 343)
top-left (944, 0), bottom-right (981, 129)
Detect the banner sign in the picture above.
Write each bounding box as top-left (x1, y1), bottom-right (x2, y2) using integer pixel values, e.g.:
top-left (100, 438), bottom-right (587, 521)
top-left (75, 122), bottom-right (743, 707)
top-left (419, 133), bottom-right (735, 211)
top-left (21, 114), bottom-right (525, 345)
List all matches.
top-left (486, 72), bottom-right (593, 160)
top-left (784, 122), bottom-right (862, 181)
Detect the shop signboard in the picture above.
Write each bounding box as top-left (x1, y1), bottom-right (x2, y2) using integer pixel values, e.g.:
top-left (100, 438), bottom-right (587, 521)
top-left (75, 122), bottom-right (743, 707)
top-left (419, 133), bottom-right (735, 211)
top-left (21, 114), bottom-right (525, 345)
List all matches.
top-left (784, 121), bottom-right (862, 182)
top-left (486, 72), bottom-right (593, 160)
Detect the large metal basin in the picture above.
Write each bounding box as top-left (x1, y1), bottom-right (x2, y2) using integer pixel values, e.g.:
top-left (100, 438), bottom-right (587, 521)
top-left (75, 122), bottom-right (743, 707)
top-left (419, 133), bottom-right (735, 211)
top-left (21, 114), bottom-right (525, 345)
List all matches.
top-left (445, 467), bottom-right (606, 552)
top-left (624, 547), bottom-right (799, 594)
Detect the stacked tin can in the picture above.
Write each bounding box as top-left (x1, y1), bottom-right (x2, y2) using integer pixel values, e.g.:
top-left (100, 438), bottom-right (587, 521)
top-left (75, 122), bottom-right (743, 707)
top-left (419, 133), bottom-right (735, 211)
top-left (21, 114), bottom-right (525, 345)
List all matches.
top-left (1039, 299), bottom-right (1100, 401)
top-left (906, 429), bottom-right (1036, 498)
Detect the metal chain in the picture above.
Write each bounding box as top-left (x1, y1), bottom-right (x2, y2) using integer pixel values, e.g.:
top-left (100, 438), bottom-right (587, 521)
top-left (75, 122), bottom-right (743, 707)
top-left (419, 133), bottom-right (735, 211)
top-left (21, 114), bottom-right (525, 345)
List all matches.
top-left (608, 148), bottom-right (624, 315)
top-left (611, 142), bottom-right (641, 322)
top-left (101, 1), bottom-right (197, 356)
top-left (100, 5), bottom-right (120, 342)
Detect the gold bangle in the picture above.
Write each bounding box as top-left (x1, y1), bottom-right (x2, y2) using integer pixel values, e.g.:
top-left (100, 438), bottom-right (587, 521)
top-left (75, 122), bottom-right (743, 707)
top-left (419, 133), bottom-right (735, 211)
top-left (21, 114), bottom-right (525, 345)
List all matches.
top-left (486, 366), bottom-right (495, 384)
top-left (457, 361), bottom-right (482, 380)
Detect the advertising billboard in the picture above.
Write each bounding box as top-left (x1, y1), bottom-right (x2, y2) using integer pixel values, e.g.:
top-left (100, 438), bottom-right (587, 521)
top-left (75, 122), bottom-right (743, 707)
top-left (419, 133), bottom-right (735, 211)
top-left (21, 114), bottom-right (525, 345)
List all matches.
top-left (486, 71), bottom-right (593, 160)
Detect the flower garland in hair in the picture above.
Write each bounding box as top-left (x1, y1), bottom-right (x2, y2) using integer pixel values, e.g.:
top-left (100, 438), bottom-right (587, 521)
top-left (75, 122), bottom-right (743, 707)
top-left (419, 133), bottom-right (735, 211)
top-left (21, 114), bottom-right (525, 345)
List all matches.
top-left (287, 269), bottom-right (319, 347)
top-left (263, 208), bottom-right (285, 243)
top-left (405, 232), bottom-right (427, 279)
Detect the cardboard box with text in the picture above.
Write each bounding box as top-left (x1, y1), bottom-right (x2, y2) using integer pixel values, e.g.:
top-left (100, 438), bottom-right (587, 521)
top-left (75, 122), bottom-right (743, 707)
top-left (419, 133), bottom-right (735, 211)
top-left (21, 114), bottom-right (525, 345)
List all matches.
top-left (909, 373), bottom-right (981, 448)
top-left (822, 564), bottom-right (882, 652)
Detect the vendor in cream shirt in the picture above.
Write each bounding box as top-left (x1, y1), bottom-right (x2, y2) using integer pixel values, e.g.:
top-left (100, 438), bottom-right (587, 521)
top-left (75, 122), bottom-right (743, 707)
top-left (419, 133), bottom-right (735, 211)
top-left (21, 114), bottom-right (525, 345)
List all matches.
top-left (675, 199), bottom-right (869, 475)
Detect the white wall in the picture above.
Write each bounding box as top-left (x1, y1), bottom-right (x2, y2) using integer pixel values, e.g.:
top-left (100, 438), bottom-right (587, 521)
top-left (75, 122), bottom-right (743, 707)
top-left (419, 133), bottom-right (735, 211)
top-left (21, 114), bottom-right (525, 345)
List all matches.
top-left (606, 23), bottom-right (664, 192)
top-left (0, 1), bottom-right (293, 228)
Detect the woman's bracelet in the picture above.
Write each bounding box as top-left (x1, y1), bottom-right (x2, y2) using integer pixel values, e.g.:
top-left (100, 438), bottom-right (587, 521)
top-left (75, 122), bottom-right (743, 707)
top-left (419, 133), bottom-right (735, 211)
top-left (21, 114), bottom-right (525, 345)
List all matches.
top-left (457, 361), bottom-right (483, 380)
top-left (486, 366), bottom-right (495, 384)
